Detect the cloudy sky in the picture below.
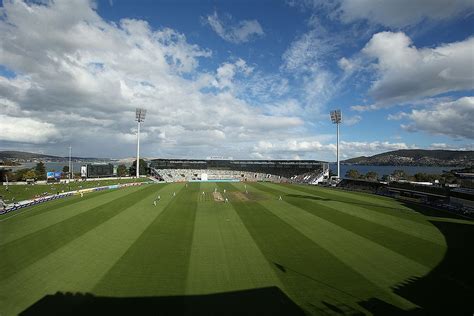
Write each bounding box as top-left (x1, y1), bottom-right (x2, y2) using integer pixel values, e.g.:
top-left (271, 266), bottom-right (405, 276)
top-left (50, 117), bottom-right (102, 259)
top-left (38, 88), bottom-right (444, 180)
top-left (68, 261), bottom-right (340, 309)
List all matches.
top-left (0, 0), bottom-right (473, 160)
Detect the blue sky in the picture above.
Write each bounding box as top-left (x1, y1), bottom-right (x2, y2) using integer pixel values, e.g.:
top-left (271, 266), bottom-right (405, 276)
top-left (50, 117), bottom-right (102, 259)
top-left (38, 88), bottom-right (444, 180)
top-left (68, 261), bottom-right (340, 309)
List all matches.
top-left (0, 0), bottom-right (473, 160)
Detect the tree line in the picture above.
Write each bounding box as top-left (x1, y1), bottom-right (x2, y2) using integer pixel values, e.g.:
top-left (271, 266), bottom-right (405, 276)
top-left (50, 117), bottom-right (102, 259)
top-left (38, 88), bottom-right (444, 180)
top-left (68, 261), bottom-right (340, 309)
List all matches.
top-left (0, 159), bottom-right (149, 182)
top-left (344, 168), bottom-right (460, 185)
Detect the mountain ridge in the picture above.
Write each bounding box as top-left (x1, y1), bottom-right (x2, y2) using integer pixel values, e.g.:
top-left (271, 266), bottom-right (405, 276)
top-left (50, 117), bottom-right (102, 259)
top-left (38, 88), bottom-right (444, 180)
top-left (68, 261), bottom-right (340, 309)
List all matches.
top-left (0, 151), bottom-right (109, 161)
top-left (342, 149), bottom-right (473, 167)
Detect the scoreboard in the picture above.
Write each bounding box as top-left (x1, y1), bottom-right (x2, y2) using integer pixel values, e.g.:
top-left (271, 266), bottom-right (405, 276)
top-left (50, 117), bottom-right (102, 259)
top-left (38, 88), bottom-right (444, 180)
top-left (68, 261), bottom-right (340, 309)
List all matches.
top-left (85, 163), bottom-right (115, 178)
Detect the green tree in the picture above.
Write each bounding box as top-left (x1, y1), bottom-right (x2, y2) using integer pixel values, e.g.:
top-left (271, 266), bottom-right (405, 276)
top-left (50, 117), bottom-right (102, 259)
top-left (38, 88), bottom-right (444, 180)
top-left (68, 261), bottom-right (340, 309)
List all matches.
top-left (440, 172), bottom-right (456, 185)
top-left (365, 171), bottom-right (378, 181)
top-left (14, 168), bottom-right (32, 181)
top-left (391, 169), bottom-right (407, 180)
top-left (129, 159), bottom-right (148, 176)
top-left (1, 159), bottom-right (18, 166)
top-left (0, 169), bottom-right (14, 182)
top-left (22, 170), bottom-right (37, 181)
top-left (345, 169), bottom-right (361, 179)
top-left (117, 164), bottom-right (128, 177)
top-left (413, 173), bottom-right (435, 182)
top-left (62, 165), bottom-right (69, 173)
top-left (35, 162), bottom-right (47, 180)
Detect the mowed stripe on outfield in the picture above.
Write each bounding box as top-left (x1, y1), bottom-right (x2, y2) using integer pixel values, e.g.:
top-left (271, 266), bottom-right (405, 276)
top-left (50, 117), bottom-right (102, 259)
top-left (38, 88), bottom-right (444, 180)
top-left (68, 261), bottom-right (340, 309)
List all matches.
top-left (252, 183), bottom-right (445, 268)
top-left (0, 185), bottom-right (157, 277)
top-left (319, 201), bottom-right (444, 245)
top-left (226, 182), bottom-right (397, 314)
top-left (0, 184), bottom-right (170, 316)
top-left (0, 189), bottom-right (111, 222)
top-left (286, 183), bottom-right (411, 210)
top-left (276, 183), bottom-right (427, 220)
top-left (248, 183), bottom-right (433, 308)
top-left (256, 183), bottom-right (445, 248)
top-left (185, 182), bottom-right (282, 295)
top-left (0, 181), bottom-right (457, 315)
top-left (0, 188), bottom-right (142, 245)
top-left (92, 182), bottom-right (197, 296)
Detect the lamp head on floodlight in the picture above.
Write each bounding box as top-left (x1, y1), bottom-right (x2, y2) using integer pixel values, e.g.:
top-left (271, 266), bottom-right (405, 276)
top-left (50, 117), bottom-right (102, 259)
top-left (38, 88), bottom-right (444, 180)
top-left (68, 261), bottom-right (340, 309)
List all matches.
top-left (135, 108), bottom-right (147, 122)
top-left (330, 109), bottom-right (342, 124)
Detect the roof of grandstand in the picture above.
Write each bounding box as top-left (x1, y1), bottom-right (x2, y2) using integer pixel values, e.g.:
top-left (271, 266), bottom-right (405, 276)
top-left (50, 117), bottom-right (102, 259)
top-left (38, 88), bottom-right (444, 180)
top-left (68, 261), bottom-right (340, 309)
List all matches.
top-left (150, 158), bottom-right (327, 170)
top-left (150, 158), bottom-right (327, 164)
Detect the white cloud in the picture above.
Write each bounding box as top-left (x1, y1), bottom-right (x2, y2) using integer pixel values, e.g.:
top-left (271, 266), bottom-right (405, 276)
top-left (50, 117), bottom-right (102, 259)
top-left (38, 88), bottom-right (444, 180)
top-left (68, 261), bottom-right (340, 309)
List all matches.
top-left (302, 71), bottom-right (338, 115)
top-left (387, 112), bottom-right (408, 121)
top-left (430, 143), bottom-right (449, 149)
top-left (0, 115), bottom-right (60, 144)
top-left (351, 104), bottom-right (377, 112)
top-left (281, 28), bottom-right (337, 73)
top-left (292, 0), bottom-right (474, 28)
top-left (263, 99), bottom-right (303, 117)
top-left (337, 0), bottom-right (474, 28)
top-left (339, 140), bottom-right (414, 156)
top-left (250, 138), bottom-right (416, 160)
top-left (205, 11), bottom-right (264, 44)
top-left (400, 97), bottom-right (474, 139)
top-left (280, 16), bottom-right (346, 117)
top-left (0, 0), bottom-right (306, 158)
top-left (239, 73), bottom-right (289, 103)
top-left (338, 57), bottom-right (356, 73)
top-left (212, 58), bottom-right (253, 90)
top-left (361, 32), bottom-right (474, 107)
top-left (344, 115), bottom-right (362, 126)
top-left (429, 143), bottom-right (474, 150)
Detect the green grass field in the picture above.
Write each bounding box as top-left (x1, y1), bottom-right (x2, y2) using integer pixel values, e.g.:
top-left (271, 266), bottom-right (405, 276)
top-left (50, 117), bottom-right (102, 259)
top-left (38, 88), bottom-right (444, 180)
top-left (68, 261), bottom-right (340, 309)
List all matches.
top-left (1, 182), bottom-right (473, 315)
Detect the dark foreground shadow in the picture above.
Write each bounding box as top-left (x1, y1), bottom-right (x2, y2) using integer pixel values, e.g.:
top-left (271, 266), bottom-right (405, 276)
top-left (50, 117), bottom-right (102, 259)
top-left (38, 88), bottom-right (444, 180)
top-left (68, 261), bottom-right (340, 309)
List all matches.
top-left (390, 212), bottom-right (474, 315)
top-left (20, 286), bottom-right (305, 316)
top-left (360, 202), bottom-right (474, 315)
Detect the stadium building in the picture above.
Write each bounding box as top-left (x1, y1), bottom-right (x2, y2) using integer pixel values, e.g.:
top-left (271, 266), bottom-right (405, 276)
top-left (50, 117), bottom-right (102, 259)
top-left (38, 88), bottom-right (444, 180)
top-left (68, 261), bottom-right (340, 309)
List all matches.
top-left (150, 158), bottom-right (329, 184)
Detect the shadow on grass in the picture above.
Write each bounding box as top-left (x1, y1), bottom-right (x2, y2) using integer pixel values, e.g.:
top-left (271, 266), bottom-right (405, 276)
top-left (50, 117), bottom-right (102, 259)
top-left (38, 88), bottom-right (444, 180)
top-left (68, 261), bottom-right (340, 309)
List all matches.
top-left (19, 198), bottom-right (474, 315)
top-left (359, 202), bottom-right (474, 315)
top-left (388, 205), bottom-right (474, 315)
top-left (399, 201), bottom-right (467, 219)
top-left (272, 262), bottom-right (362, 302)
top-left (20, 287), bottom-right (305, 316)
top-left (274, 197), bottom-right (474, 315)
top-left (285, 194), bottom-right (331, 202)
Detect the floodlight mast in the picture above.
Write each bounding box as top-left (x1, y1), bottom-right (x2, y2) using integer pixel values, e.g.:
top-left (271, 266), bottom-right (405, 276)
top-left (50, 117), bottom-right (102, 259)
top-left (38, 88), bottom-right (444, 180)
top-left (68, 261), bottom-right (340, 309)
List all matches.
top-left (135, 108), bottom-right (146, 178)
top-left (68, 146), bottom-right (72, 181)
top-left (330, 110), bottom-right (342, 179)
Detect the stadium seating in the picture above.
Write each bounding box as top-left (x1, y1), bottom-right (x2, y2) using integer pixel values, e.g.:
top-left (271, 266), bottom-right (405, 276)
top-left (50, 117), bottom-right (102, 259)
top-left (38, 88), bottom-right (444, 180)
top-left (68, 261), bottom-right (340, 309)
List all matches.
top-left (150, 168), bottom-right (292, 183)
top-left (149, 159), bottom-right (329, 185)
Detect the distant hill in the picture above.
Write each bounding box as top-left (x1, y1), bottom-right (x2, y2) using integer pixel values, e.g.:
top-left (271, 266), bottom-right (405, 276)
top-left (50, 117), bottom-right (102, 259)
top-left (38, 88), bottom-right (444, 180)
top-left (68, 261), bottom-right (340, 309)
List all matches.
top-left (0, 151), bottom-right (60, 160)
top-left (0, 151), bottom-right (109, 161)
top-left (342, 149), bottom-right (474, 167)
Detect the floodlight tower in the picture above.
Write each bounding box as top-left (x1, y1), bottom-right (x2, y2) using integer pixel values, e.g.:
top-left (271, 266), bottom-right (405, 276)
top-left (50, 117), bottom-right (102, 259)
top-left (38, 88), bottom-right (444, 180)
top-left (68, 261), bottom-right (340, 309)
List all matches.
top-left (68, 146), bottom-right (72, 181)
top-left (135, 108), bottom-right (147, 178)
top-left (330, 109), bottom-right (342, 179)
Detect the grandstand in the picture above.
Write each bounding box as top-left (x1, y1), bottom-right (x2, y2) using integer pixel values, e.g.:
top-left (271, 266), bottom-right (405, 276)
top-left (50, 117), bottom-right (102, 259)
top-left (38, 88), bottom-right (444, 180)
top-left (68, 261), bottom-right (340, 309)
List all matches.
top-left (150, 159), bottom-right (329, 184)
